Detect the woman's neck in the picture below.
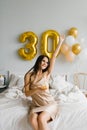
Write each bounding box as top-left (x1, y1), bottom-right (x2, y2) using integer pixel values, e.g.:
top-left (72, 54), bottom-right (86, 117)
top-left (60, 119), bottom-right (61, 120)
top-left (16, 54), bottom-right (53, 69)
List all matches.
top-left (37, 70), bottom-right (43, 76)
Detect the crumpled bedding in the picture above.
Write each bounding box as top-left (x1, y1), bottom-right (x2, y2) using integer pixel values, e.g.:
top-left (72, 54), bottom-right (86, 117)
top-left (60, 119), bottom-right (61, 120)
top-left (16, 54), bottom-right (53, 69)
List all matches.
top-left (0, 84), bottom-right (87, 130)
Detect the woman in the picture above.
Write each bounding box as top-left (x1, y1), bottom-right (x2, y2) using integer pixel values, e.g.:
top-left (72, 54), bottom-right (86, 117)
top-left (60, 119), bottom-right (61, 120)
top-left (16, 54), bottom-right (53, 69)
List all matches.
top-left (24, 35), bottom-right (65, 130)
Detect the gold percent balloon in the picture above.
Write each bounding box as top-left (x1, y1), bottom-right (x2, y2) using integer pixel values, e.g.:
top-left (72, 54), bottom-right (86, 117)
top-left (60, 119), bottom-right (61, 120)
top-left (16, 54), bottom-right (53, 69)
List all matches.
top-left (68, 27), bottom-right (78, 38)
top-left (72, 43), bottom-right (81, 55)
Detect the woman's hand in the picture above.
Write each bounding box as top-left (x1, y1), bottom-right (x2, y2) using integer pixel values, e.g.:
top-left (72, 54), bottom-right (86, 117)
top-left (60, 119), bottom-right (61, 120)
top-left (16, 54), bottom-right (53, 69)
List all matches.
top-left (59, 34), bottom-right (65, 43)
top-left (56, 34), bottom-right (65, 51)
top-left (38, 85), bottom-right (47, 90)
top-left (40, 86), bottom-right (47, 90)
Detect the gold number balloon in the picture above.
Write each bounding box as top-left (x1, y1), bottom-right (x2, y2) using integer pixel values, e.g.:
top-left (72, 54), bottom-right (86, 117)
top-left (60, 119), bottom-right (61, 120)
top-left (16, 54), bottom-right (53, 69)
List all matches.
top-left (72, 43), bottom-right (81, 55)
top-left (68, 27), bottom-right (78, 38)
top-left (41, 30), bottom-right (60, 58)
top-left (18, 32), bottom-right (38, 60)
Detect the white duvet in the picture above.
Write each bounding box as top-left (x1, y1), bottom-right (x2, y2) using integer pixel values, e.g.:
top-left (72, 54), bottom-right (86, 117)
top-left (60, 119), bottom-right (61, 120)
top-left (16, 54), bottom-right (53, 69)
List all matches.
top-left (0, 84), bottom-right (87, 130)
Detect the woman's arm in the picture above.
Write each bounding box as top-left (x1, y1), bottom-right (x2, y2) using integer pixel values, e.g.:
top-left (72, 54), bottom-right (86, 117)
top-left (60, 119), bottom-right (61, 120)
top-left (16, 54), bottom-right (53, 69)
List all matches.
top-left (48, 35), bottom-right (65, 74)
top-left (24, 72), bottom-right (40, 96)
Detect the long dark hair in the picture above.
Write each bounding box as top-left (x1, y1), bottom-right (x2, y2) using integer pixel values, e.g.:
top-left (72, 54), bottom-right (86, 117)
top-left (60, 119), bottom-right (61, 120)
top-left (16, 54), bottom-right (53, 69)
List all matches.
top-left (28, 55), bottom-right (50, 74)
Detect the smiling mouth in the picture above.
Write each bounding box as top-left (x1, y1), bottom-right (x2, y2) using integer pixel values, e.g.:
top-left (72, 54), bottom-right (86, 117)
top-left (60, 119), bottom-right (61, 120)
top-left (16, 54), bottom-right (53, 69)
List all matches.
top-left (42, 65), bottom-right (47, 67)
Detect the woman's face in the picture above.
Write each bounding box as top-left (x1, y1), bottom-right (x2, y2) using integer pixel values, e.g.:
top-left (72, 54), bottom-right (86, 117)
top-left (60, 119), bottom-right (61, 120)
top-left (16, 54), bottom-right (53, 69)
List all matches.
top-left (40, 57), bottom-right (49, 70)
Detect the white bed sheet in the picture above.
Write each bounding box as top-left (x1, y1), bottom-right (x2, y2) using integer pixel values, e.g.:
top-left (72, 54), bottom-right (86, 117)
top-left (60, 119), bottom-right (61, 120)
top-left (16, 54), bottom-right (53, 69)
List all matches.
top-left (0, 86), bottom-right (87, 130)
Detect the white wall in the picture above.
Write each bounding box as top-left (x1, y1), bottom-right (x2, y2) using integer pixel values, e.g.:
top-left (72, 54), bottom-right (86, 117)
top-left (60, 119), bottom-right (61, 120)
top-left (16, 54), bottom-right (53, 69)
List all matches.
top-left (0, 0), bottom-right (87, 75)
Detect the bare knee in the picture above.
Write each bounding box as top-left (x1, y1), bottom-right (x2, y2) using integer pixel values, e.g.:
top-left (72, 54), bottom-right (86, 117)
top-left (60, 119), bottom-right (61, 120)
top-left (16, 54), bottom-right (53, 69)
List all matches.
top-left (38, 114), bottom-right (45, 124)
top-left (38, 112), bottom-right (51, 125)
top-left (29, 116), bottom-right (35, 125)
top-left (29, 113), bottom-right (38, 126)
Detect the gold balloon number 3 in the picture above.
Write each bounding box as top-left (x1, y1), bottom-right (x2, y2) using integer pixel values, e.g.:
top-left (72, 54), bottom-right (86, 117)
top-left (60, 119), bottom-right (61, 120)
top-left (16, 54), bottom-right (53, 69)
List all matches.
top-left (18, 30), bottom-right (60, 60)
top-left (18, 32), bottom-right (38, 60)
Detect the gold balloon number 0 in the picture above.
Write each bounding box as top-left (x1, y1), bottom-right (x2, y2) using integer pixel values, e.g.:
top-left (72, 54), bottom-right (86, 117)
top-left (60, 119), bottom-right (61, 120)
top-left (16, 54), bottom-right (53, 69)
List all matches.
top-left (41, 30), bottom-right (60, 58)
top-left (18, 30), bottom-right (60, 60)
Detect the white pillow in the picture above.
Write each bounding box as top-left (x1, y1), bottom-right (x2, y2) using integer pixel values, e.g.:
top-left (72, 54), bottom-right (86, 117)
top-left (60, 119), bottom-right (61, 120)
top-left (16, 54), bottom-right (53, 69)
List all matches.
top-left (49, 74), bottom-right (66, 89)
top-left (9, 74), bottom-right (24, 89)
top-left (16, 76), bottom-right (24, 88)
top-left (9, 74), bottom-right (18, 87)
top-left (49, 74), bottom-right (75, 94)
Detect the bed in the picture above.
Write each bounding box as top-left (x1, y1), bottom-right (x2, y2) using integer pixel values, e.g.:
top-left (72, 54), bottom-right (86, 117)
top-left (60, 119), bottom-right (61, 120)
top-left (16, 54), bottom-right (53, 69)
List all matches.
top-left (0, 72), bottom-right (87, 130)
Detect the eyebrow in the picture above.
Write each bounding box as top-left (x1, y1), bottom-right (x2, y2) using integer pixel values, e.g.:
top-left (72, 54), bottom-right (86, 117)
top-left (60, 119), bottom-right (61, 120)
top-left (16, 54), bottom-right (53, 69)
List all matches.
top-left (42, 59), bottom-right (49, 64)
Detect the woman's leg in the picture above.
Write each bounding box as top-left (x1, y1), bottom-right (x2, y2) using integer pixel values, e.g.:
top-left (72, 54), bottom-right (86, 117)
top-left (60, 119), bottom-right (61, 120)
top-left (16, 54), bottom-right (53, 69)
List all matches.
top-left (29, 112), bottom-right (39, 130)
top-left (38, 111), bottom-right (51, 130)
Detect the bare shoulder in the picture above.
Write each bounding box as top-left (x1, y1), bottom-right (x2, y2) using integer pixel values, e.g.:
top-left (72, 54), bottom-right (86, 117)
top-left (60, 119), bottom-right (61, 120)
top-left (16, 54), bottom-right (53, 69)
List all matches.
top-left (24, 71), bottom-right (32, 79)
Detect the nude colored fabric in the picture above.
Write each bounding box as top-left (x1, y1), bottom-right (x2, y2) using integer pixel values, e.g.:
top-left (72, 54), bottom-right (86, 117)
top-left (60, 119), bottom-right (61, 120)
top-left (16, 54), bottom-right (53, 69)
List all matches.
top-left (29, 75), bottom-right (59, 120)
